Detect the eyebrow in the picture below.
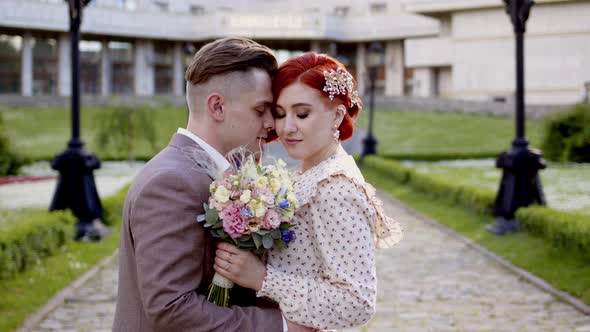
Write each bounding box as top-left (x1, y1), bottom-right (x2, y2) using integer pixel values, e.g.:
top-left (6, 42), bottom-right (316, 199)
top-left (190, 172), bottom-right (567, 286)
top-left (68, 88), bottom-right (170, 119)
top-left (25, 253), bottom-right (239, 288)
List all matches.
top-left (291, 103), bottom-right (312, 108)
top-left (255, 100), bottom-right (273, 108)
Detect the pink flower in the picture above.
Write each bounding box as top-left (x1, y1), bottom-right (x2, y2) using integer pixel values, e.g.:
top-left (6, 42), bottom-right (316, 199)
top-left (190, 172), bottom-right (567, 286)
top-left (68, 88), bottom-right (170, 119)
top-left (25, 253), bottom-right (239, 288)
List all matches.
top-left (220, 203), bottom-right (249, 238)
top-left (262, 209), bottom-right (282, 230)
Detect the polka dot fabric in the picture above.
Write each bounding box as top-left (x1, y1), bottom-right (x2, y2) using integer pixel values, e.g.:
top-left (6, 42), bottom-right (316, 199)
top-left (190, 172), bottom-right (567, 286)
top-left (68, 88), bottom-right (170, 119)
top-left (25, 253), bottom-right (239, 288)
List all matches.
top-left (256, 146), bottom-right (403, 331)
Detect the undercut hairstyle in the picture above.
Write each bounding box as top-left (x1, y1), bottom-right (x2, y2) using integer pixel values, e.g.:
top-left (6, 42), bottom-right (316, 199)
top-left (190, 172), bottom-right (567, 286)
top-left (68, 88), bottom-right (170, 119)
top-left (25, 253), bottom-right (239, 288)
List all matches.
top-left (185, 37), bottom-right (278, 86)
top-left (272, 52), bottom-right (362, 141)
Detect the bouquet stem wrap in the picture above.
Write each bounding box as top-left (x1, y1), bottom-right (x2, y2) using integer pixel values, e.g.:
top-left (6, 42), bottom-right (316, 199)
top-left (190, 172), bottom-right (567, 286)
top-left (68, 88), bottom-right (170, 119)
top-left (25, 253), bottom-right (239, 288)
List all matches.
top-left (207, 272), bottom-right (235, 307)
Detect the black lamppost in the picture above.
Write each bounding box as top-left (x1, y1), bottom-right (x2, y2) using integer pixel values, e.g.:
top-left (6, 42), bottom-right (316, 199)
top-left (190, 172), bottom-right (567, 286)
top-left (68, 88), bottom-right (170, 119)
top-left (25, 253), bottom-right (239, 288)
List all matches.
top-left (50, 0), bottom-right (103, 240)
top-left (487, 0), bottom-right (546, 235)
top-left (360, 42), bottom-right (384, 164)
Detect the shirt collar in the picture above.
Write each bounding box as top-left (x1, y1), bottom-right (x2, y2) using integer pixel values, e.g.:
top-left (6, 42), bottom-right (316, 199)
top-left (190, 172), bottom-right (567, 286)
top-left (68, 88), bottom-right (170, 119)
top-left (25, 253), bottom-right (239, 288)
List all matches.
top-left (176, 128), bottom-right (230, 172)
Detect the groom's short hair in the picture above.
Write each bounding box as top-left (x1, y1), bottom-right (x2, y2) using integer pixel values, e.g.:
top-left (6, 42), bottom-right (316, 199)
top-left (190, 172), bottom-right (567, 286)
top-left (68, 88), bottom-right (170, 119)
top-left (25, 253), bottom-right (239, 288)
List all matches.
top-left (185, 37), bottom-right (277, 86)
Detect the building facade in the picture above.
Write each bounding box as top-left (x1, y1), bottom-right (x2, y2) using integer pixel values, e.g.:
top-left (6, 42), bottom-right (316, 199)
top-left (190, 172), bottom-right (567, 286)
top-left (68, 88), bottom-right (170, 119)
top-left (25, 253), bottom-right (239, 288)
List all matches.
top-left (0, 0), bottom-right (588, 104)
top-left (404, 0), bottom-right (590, 104)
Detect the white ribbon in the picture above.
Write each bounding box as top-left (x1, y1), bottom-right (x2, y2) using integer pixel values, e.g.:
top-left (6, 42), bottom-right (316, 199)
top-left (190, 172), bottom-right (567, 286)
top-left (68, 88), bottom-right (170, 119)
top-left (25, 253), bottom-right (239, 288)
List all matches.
top-left (212, 272), bottom-right (234, 289)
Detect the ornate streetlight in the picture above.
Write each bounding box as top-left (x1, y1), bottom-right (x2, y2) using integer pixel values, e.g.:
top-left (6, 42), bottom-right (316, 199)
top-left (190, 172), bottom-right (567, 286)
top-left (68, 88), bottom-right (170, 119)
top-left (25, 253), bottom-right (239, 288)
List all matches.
top-left (360, 42), bottom-right (384, 164)
top-left (487, 0), bottom-right (546, 235)
top-left (50, 0), bottom-right (103, 240)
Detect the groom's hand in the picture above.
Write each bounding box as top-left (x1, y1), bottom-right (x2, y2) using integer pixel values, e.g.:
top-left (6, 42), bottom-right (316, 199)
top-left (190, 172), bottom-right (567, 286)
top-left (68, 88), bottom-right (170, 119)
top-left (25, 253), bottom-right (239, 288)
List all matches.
top-left (214, 242), bottom-right (267, 291)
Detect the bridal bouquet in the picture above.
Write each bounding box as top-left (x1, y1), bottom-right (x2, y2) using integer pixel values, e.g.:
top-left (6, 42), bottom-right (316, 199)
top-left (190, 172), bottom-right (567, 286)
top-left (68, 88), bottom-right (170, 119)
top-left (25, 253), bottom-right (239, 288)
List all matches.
top-left (197, 151), bottom-right (299, 306)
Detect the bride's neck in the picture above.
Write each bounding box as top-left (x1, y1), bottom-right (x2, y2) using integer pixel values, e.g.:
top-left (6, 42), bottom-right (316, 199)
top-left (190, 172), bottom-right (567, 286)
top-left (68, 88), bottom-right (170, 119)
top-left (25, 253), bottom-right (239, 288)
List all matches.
top-left (300, 143), bottom-right (340, 173)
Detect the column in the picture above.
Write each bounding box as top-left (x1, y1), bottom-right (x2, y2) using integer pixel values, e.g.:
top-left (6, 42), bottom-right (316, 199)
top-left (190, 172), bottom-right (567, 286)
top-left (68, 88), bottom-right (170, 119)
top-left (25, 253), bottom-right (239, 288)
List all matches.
top-left (355, 42), bottom-right (367, 97)
top-left (21, 31), bottom-right (33, 96)
top-left (58, 33), bottom-right (71, 96)
top-left (384, 40), bottom-right (404, 96)
top-left (310, 40), bottom-right (321, 53)
top-left (413, 67), bottom-right (435, 97)
top-left (172, 42), bottom-right (184, 96)
top-left (134, 40), bottom-right (155, 96)
top-left (100, 40), bottom-right (111, 96)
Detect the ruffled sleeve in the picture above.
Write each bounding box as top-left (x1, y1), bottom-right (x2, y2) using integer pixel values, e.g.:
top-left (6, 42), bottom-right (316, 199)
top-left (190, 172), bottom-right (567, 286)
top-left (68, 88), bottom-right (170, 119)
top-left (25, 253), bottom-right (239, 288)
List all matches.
top-left (257, 175), bottom-right (377, 329)
top-left (294, 150), bottom-right (403, 249)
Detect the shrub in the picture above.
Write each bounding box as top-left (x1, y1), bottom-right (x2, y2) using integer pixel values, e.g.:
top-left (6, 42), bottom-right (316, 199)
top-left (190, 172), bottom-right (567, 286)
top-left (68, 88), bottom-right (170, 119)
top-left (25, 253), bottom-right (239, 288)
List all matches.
top-left (94, 106), bottom-right (157, 162)
top-left (363, 156), bottom-right (495, 214)
top-left (517, 206), bottom-right (590, 259)
top-left (0, 185), bottom-right (130, 280)
top-left (0, 113), bottom-right (25, 176)
top-left (0, 211), bottom-right (75, 280)
top-left (542, 103), bottom-right (590, 162)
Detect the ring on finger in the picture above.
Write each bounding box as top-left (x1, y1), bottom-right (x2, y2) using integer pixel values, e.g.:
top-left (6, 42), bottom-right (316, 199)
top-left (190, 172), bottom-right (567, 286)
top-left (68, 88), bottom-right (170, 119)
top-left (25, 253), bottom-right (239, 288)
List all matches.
top-left (224, 262), bottom-right (231, 271)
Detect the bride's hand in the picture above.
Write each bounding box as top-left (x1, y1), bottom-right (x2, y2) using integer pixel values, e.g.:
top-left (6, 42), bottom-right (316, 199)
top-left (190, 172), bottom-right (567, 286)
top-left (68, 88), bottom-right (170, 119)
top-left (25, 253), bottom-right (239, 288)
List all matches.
top-left (214, 242), bottom-right (267, 291)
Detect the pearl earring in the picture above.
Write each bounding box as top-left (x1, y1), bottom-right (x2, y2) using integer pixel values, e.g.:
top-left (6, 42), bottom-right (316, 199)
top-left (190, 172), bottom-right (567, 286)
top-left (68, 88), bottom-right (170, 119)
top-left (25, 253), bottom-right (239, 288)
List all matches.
top-left (333, 124), bottom-right (340, 142)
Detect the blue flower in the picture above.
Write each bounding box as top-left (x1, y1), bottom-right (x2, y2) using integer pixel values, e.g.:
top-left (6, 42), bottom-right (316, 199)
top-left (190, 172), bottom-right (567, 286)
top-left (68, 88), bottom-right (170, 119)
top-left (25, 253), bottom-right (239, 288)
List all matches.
top-left (280, 229), bottom-right (296, 244)
top-left (279, 200), bottom-right (290, 209)
top-left (241, 207), bottom-right (253, 217)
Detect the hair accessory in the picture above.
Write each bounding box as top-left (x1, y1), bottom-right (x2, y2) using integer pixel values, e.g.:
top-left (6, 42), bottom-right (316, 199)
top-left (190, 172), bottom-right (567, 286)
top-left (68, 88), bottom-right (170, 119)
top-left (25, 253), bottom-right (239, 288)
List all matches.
top-left (322, 67), bottom-right (362, 109)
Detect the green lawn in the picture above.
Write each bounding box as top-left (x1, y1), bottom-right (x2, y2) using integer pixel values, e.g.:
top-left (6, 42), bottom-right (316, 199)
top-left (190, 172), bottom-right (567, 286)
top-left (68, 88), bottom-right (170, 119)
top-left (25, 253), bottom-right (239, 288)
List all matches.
top-left (2, 107), bottom-right (547, 161)
top-left (1, 106), bottom-right (188, 161)
top-left (356, 110), bottom-right (546, 156)
top-left (404, 160), bottom-right (590, 215)
top-left (361, 165), bottom-right (590, 305)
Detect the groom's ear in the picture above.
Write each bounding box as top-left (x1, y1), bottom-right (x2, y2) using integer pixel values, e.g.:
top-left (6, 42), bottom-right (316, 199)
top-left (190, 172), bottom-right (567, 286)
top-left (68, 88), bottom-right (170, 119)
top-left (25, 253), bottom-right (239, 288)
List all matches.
top-left (206, 93), bottom-right (225, 122)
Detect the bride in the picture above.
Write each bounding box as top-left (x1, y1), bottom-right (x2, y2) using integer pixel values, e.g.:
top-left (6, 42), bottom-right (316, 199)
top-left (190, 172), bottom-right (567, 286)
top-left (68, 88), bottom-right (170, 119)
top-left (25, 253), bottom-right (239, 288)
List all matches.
top-left (213, 52), bottom-right (402, 331)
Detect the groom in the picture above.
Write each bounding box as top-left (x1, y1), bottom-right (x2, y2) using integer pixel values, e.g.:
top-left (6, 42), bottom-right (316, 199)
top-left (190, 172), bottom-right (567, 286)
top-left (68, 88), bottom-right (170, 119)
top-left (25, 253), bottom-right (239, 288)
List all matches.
top-left (113, 37), bottom-right (308, 331)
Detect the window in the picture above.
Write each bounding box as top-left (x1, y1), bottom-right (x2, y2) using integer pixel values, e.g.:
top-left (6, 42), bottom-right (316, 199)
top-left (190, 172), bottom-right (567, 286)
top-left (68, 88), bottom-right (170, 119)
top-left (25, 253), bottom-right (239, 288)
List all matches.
top-left (370, 2), bottom-right (387, 14)
top-left (334, 6), bottom-right (349, 16)
top-left (0, 34), bottom-right (21, 94)
top-left (154, 42), bottom-right (173, 94)
top-left (190, 5), bottom-right (205, 15)
top-left (109, 41), bottom-right (134, 95)
top-left (153, 0), bottom-right (169, 12)
top-left (32, 36), bottom-right (58, 95)
top-left (217, 6), bottom-right (233, 13)
top-left (80, 41), bottom-right (102, 95)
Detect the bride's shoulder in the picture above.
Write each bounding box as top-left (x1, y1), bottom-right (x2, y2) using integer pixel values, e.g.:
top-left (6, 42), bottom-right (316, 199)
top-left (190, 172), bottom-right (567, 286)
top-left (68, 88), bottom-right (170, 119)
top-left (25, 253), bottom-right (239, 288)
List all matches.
top-left (294, 151), bottom-right (367, 206)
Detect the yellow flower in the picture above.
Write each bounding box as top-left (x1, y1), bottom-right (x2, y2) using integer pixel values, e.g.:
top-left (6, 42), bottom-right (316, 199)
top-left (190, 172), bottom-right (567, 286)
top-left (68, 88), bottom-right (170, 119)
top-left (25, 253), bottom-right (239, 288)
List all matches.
top-left (256, 177), bottom-right (268, 187)
top-left (240, 190), bottom-right (252, 204)
top-left (270, 178), bottom-right (281, 193)
top-left (249, 200), bottom-right (267, 218)
top-left (213, 186), bottom-right (230, 203)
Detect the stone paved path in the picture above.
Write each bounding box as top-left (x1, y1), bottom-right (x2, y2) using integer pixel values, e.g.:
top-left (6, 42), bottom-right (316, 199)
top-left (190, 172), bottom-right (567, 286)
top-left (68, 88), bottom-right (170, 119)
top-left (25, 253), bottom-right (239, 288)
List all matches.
top-left (28, 191), bottom-right (590, 332)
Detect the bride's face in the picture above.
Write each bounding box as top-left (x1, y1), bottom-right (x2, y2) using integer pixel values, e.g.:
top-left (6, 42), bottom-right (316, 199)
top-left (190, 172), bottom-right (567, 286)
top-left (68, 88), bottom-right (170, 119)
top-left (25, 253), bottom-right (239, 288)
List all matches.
top-left (273, 82), bottom-right (341, 167)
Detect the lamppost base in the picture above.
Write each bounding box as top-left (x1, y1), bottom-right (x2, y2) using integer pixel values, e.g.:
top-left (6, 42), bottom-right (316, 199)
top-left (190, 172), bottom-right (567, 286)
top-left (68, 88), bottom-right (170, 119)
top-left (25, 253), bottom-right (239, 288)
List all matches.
top-left (76, 218), bottom-right (112, 242)
top-left (486, 217), bottom-right (520, 235)
top-left (362, 134), bottom-right (378, 156)
top-left (50, 144), bottom-right (104, 241)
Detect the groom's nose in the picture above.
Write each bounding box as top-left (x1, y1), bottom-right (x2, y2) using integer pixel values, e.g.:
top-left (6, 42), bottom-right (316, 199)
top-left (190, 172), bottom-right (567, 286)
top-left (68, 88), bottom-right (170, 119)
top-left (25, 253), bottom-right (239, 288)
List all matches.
top-left (262, 110), bottom-right (274, 130)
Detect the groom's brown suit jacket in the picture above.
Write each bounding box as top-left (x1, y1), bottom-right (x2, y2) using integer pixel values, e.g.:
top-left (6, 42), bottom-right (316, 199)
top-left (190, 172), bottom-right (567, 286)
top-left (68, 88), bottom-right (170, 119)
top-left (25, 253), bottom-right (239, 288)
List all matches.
top-left (113, 134), bottom-right (282, 332)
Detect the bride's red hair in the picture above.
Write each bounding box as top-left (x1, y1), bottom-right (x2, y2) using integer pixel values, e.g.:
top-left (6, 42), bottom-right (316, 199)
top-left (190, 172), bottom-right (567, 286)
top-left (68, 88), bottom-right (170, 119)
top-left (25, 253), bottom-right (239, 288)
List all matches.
top-left (270, 52), bottom-right (362, 141)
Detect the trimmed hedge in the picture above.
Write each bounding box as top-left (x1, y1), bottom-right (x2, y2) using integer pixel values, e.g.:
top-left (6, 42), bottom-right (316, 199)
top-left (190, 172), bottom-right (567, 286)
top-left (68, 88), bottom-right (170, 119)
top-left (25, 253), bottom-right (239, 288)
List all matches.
top-left (517, 206), bottom-right (590, 259)
top-left (363, 155), bottom-right (590, 259)
top-left (0, 185), bottom-right (129, 280)
top-left (363, 156), bottom-right (495, 214)
top-left (381, 151), bottom-right (501, 162)
top-left (0, 211), bottom-right (75, 280)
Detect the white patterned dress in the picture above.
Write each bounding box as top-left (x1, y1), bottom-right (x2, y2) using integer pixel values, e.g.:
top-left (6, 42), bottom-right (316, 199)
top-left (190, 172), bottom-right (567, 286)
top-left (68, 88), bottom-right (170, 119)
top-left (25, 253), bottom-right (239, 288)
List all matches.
top-left (256, 146), bottom-right (403, 331)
